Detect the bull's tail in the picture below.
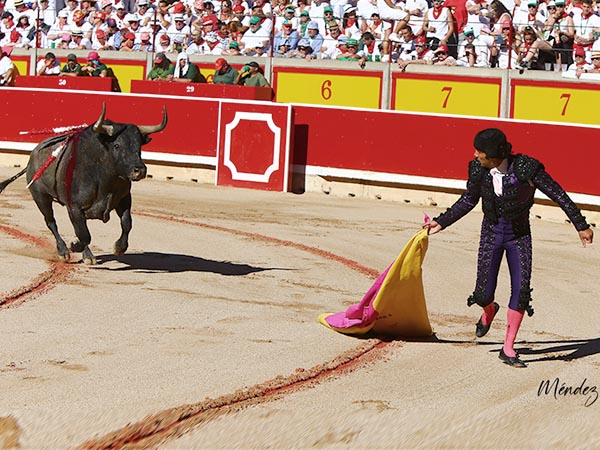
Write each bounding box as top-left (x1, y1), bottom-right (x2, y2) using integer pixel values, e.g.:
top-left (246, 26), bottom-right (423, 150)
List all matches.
top-left (0, 168), bottom-right (28, 194)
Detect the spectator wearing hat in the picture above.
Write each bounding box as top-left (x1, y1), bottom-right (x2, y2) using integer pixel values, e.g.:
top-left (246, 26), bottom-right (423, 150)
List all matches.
top-left (166, 13), bottom-right (190, 45)
top-left (13, 0), bottom-right (37, 25)
top-left (70, 10), bottom-right (90, 36)
top-left (398, 34), bottom-right (435, 68)
top-left (0, 46), bottom-right (17, 86)
top-left (274, 5), bottom-right (298, 34)
top-left (456, 26), bottom-right (492, 67)
top-left (147, 51), bottom-right (175, 80)
top-left (221, 38), bottom-right (241, 55)
top-left (55, 32), bottom-right (72, 49)
top-left (288, 37), bottom-right (313, 59)
top-left (297, 10), bottom-right (310, 37)
top-left (118, 30), bottom-right (138, 50)
top-left (422, 0), bottom-right (455, 55)
top-left (138, 30), bottom-right (154, 51)
top-left (156, 32), bottom-right (171, 52)
top-left (80, 50), bottom-right (108, 77)
top-left (135, 0), bottom-right (153, 27)
top-left (241, 14), bottom-right (269, 55)
top-left (60, 52), bottom-right (83, 76)
top-left (48, 10), bottom-right (71, 45)
top-left (318, 19), bottom-right (342, 58)
top-left (213, 56), bottom-right (238, 84)
top-left (1, 11), bottom-right (16, 43)
top-left (305, 20), bottom-right (324, 54)
top-left (166, 51), bottom-right (205, 82)
top-left (342, 5), bottom-right (362, 41)
top-left (432, 43), bottom-right (457, 65)
top-left (92, 27), bottom-right (113, 49)
top-left (544, 0), bottom-right (574, 70)
top-left (273, 19), bottom-right (299, 57)
top-left (111, 2), bottom-right (128, 29)
top-left (235, 60), bottom-right (270, 86)
top-left (100, 0), bottom-right (114, 17)
top-left (105, 17), bottom-right (123, 49)
top-left (516, 0), bottom-right (546, 34)
top-left (36, 51), bottom-right (60, 75)
top-left (576, 48), bottom-right (600, 75)
top-left (69, 28), bottom-right (92, 49)
top-left (563, 46), bottom-right (592, 77)
top-left (336, 37), bottom-right (362, 61)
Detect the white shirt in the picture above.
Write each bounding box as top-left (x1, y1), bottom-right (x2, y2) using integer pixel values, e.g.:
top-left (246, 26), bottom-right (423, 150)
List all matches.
top-left (490, 158), bottom-right (509, 196)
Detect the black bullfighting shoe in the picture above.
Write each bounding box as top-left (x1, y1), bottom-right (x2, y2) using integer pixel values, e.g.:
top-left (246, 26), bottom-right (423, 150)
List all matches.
top-left (499, 349), bottom-right (527, 368)
top-left (475, 302), bottom-right (500, 338)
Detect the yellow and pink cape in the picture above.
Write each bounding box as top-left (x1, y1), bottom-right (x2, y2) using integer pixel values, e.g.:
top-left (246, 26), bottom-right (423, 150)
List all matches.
top-left (318, 228), bottom-right (433, 337)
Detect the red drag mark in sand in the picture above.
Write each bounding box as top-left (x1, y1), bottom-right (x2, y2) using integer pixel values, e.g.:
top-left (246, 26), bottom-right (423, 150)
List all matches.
top-left (0, 224), bottom-right (74, 308)
top-left (77, 341), bottom-right (394, 450)
top-left (76, 212), bottom-right (391, 449)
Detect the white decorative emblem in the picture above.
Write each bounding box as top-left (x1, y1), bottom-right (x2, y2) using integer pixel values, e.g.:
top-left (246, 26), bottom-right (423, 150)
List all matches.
top-left (223, 112), bottom-right (281, 182)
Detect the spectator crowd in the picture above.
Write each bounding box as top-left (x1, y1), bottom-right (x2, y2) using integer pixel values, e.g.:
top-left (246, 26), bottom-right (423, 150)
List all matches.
top-left (2, 0), bottom-right (600, 81)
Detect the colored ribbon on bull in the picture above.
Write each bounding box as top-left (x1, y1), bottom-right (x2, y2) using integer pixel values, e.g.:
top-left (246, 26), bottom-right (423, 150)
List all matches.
top-left (25, 133), bottom-right (79, 190)
top-left (19, 124), bottom-right (89, 136)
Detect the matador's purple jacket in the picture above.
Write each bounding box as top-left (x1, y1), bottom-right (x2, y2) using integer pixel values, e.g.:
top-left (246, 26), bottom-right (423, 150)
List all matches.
top-left (433, 154), bottom-right (590, 315)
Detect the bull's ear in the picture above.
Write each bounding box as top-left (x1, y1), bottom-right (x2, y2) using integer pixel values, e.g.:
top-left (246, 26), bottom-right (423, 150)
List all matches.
top-left (143, 136), bottom-right (152, 145)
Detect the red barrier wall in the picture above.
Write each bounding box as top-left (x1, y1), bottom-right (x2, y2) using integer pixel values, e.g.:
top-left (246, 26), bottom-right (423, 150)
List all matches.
top-left (0, 88), bottom-right (219, 158)
top-left (1, 88), bottom-right (598, 200)
top-left (292, 105), bottom-right (599, 197)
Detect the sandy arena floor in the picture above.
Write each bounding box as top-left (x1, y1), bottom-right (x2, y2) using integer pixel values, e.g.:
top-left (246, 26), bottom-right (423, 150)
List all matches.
top-left (0, 165), bottom-right (599, 450)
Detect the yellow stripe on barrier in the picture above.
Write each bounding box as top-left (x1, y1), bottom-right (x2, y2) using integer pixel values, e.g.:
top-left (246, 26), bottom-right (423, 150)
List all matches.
top-left (394, 78), bottom-right (500, 117)
top-left (512, 85), bottom-right (600, 125)
top-left (276, 71), bottom-right (381, 109)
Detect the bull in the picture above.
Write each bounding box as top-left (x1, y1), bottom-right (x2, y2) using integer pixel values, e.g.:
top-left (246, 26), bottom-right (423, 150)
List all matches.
top-left (0, 104), bottom-right (167, 265)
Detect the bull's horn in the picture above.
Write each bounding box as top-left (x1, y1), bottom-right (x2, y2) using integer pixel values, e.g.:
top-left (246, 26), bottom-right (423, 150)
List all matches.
top-left (93, 102), bottom-right (107, 133)
top-left (92, 102), bottom-right (114, 136)
top-left (138, 106), bottom-right (168, 135)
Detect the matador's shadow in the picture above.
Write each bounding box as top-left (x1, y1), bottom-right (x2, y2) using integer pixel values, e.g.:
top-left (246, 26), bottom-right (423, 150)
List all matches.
top-left (350, 333), bottom-right (600, 364)
top-left (434, 336), bottom-right (600, 364)
top-left (95, 252), bottom-right (284, 276)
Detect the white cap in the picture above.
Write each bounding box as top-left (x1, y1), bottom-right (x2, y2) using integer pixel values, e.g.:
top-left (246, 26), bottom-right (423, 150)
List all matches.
top-left (115, 1), bottom-right (125, 8)
top-left (173, 13), bottom-right (184, 20)
top-left (138, 0), bottom-right (148, 5)
top-left (58, 10), bottom-right (69, 17)
top-left (125, 13), bottom-right (140, 21)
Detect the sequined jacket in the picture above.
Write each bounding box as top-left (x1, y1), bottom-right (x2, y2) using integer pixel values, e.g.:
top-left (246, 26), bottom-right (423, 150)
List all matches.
top-left (434, 154), bottom-right (589, 237)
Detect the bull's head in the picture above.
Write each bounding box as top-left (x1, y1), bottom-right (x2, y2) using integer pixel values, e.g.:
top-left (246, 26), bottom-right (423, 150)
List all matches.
top-left (93, 103), bottom-right (168, 181)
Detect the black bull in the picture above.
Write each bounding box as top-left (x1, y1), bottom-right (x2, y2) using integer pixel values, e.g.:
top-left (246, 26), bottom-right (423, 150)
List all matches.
top-left (0, 105), bottom-right (167, 264)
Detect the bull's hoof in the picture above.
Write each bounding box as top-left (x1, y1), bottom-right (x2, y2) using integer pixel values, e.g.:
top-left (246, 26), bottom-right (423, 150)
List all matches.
top-left (58, 252), bottom-right (70, 262)
top-left (70, 241), bottom-right (85, 253)
top-left (113, 240), bottom-right (128, 256)
top-left (83, 256), bottom-right (97, 265)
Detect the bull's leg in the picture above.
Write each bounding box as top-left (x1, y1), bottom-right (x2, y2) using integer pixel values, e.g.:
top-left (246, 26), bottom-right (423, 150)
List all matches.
top-left (30, 191), bottom-right (70, 261)
top-left (113, 194), bottom-right (132, 255)
top-left (67, 208), bottom-right (96, 265)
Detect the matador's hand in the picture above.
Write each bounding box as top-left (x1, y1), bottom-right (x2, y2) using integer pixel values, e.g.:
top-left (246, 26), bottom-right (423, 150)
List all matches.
top-left (579, 228), bottom-right (594, 247)
top-left (423, 220), bottom-right (442, 235)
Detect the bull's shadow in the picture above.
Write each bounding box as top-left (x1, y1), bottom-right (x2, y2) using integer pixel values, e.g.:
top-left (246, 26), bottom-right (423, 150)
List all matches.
top-left (95, 252), bottom-right (280, 276)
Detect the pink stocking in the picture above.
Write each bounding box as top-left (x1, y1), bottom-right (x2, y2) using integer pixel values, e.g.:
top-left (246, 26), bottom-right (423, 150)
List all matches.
top-left (481, 302), bottom-right (497, 326)
top-left (503, 308), bottom-right (525, 358)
